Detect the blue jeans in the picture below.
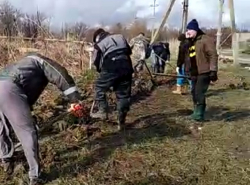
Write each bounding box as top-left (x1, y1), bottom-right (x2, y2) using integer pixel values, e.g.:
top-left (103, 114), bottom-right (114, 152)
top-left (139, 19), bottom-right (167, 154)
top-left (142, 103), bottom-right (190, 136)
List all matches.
top-left (177, 65), bottom-right (192, 89)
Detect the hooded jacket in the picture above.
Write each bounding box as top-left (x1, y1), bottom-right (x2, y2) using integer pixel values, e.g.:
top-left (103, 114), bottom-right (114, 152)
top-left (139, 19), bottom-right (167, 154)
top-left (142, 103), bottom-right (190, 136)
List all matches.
top-left (0, 53), bottom-right (81, 106)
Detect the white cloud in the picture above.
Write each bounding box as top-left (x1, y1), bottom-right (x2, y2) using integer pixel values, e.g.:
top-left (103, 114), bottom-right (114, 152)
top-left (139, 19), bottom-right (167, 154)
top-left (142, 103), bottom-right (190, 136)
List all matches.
top-left (3, 0), bottom-right (250, 29)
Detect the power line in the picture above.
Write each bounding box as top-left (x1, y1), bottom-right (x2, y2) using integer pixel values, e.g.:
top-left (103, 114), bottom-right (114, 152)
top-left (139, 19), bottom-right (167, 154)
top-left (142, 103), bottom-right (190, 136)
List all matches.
top-left (150, 0), bottom-right (159, 18)
top-left (150, 0), bottom-right (159, 37)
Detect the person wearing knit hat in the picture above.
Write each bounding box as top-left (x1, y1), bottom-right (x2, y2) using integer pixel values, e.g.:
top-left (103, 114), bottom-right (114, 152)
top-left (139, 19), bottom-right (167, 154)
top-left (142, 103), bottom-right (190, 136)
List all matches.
top-left (184, 19), bottom-right (218, 122)
top-left (187, 19), bottom-right (199, 31)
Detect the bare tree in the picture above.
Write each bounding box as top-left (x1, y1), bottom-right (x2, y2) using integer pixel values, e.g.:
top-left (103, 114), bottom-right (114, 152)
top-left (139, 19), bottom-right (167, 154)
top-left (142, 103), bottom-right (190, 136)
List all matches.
top-left (20, 10), bottom-right (48, 39)
top-left (0, 1), bottom-right (21, 37)
top-left (72, 22), bottom-right (88, 40)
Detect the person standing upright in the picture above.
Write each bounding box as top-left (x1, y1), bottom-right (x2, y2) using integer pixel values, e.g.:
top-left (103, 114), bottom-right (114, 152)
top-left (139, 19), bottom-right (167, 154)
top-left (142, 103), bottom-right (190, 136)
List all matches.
top-left (185, 19), bottom-right (218, 121)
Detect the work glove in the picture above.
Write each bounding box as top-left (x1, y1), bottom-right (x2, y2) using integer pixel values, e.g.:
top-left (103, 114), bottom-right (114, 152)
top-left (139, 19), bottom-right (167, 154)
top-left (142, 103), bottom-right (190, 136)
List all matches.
top-left (67, 91), bottom-right (82, 103)
top-left (176, 67), bottom-right (182, 74)
top-left (210, 71), bottom-right (218, 82)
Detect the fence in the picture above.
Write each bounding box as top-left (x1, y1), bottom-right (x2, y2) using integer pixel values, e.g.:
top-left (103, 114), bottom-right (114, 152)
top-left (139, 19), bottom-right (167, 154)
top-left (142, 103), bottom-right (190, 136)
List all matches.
top-left (0, 36), bottom-right (94, 71)
top-left (237, 32), bottom-right (250, 54)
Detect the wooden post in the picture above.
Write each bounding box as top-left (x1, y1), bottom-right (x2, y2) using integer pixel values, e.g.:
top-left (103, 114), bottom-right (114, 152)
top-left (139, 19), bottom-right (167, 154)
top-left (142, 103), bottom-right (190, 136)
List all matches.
top-left (228, 0), bottom-right (238, 65)
top-left (89, 51), bottom-right (93, 70)
top-left (216, 0), bottom-right (224, 54)
top-left (84, 43), bottom-right (94, 70)
top-left (181, 0), bottom-right (189, 33)
top-left (150, 0), bottom-right (176, 44)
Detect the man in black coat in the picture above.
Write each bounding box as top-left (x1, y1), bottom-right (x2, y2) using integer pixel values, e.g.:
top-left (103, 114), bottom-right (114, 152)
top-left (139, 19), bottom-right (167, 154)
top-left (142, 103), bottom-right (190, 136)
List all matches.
top-left (91, 28), bottom-right (134, 131)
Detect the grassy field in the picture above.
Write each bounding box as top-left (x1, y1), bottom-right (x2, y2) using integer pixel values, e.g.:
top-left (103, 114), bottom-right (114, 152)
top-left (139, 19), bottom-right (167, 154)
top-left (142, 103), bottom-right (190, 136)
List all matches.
top-left (1, 65), bottom-right (250, 185)
top-left (0, 38), bottom-right (250, 185)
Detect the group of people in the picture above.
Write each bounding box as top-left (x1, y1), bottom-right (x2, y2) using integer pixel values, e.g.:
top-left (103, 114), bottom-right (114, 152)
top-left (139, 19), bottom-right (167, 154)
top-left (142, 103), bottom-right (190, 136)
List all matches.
top-left (0, 18), bottom-right (218, 184)
top-left (0, 28), bottom-right (135, 185)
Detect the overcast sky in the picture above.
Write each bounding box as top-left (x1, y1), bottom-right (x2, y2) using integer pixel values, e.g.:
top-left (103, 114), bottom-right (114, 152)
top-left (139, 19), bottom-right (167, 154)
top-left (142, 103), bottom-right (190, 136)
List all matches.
top-left (5, 0), bottom-right (250, 29)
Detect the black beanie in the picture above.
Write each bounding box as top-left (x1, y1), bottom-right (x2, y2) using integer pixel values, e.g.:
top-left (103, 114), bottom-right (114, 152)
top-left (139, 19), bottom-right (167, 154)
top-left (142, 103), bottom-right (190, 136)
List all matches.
top-left (186, 19), bottom-right (199, 31)
top-left (93, 28), bottom-right (105, 42)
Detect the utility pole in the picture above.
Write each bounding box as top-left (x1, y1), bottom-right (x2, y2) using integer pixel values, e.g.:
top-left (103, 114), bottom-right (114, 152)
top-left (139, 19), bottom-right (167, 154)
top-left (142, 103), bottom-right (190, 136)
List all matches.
top-left (150, 0), bottom-right (159, 38)
top-left (228, 0), bottom-right (238, 65)
top-left (181, 0), bottom-right (189, 33)
top-left (150, 0), bottom-right (176, 44)
top-left (216, 0), bottom-right (224, 54)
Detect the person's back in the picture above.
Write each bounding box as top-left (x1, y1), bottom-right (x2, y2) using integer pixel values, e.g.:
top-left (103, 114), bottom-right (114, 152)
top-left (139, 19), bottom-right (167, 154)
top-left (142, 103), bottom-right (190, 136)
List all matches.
top-left (0, 52), bottom-right (81, 185)
top-left (92, 28), bottom-right (134, 130)
top-left (95, 33), bottom-right (133, 75)
top-left (0, 52), bottom-right (77, 106)
top-left (151, 42), bottom-right (170, 59)
top-left (150, 42), bottom-right (170, 73)
top-left (129, 33), bottom-right (150, 71)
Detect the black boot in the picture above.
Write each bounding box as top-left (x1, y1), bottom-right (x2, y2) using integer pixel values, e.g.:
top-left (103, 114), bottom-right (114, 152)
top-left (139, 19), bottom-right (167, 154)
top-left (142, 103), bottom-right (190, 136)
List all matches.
top-left (29, 177), bottom-right (45, 185)
top-left (117, 112), bottom-right (127, 131)
top-left (1, 158), bottom-right (14, 175)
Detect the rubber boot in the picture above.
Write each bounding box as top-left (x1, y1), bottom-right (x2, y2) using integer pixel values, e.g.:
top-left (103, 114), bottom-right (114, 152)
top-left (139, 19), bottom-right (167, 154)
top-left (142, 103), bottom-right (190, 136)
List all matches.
top-left (1, 158), bottom-right (14, 175)
top-left (90, 101), bottom-right (108, 120)
top-left (190, 104), bottom-right (197, 119)
top-left (117, 112), bottom-right (127, 131)
top-left (191, 104), bottom-right (205, 122)
top-left (172, 85), bottom-right (182, 95)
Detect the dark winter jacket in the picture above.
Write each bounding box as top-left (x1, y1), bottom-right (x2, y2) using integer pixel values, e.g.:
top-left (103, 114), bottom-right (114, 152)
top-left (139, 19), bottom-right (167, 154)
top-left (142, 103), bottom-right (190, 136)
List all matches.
top-left (0, 53), bottom-right (81, 106)
top-left (151, 42), bottom-right (170, 61)
top-left (93, 33), bottom-right (133, 74)
top-left (177, 38), bottom-right (190, 69)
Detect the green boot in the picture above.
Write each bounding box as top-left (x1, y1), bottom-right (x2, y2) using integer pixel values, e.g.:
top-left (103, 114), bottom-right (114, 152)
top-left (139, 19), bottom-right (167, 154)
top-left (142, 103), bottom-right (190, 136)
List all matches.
top-left (191, 104), bottom-right (205, 122)
top-left (190, 104), bottom-right (197, 119)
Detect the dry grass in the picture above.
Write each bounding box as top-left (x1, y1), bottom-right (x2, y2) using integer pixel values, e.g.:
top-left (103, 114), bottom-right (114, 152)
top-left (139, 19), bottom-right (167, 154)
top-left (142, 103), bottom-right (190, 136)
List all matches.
top-left (1, 40), bottom-right (250, 185)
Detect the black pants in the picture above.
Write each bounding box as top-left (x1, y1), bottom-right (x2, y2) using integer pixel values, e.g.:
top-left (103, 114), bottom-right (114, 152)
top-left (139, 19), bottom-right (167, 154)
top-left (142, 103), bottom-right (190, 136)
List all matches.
top-left (95, 72), bottom-right (132, 113)
top-left (153, 63), bottom-right (165, 73)
top-left (191, 73), bottom-right (210, 106)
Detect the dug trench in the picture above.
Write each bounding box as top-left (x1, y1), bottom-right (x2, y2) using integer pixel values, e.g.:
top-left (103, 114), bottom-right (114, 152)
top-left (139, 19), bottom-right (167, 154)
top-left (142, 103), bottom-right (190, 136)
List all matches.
top-left (1, 68), bottom-right (250, 185)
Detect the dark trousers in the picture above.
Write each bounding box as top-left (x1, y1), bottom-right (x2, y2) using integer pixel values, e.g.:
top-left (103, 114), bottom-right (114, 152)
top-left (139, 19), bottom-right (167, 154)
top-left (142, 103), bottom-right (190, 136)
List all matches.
top-left (95, 72), bottom-right (132, 114)
top-left (152, 58), bottom-right (165, 73)
top-left (191, 73), bottom-right (210, 107)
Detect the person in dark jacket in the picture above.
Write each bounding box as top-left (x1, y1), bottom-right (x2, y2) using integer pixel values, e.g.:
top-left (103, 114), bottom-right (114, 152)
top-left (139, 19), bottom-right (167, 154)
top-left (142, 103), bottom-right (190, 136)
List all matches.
top-left (185, 19), bottom-right (218, 121)
top-left (90, 28), bottom-right (134, 131)
top-left (0, 53), bottom-right (82, 184)
top-left (172, 34), bottom-right (192, 94)
top-left (150, 41), bottom-right (170, 73)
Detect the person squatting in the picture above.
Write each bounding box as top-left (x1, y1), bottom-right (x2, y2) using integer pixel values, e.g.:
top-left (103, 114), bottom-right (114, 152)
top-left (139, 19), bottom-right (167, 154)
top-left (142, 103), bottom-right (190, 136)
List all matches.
top-left (0, 53), bottom-right (82, 185)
